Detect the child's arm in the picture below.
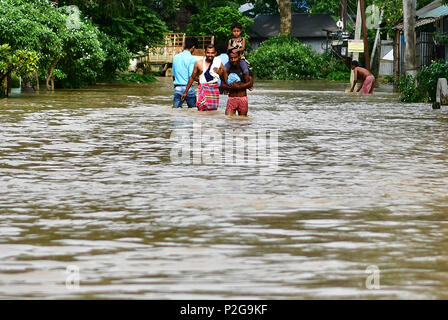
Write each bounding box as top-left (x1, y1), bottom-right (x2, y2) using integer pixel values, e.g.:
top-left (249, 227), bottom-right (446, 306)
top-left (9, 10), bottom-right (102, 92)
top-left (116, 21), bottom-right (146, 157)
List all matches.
top-left (227, 39), bottom-right (232, 51)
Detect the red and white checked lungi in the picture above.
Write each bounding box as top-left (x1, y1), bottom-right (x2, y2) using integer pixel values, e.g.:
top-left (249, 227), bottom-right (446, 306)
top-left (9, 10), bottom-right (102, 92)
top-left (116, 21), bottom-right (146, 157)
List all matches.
top-left (197, 83), bottom-right (220, 111)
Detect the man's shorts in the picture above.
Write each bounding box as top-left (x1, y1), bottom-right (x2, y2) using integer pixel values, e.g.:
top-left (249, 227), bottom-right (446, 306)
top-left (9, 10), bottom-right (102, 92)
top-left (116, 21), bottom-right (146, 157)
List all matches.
top-left (226, 96), bottom-right (248, 115)
top-left (173, 86), bottom-right (196, 108)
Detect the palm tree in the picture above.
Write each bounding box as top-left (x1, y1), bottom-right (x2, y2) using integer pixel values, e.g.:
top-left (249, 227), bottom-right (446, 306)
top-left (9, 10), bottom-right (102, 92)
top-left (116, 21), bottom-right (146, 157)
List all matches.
top-left (278, 0), bottom-right (292, 36)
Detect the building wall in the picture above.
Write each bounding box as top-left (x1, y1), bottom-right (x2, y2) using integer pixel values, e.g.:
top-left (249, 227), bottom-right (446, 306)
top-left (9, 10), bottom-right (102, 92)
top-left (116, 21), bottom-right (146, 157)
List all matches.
top-left (301, 38), bottom-right (328, 54)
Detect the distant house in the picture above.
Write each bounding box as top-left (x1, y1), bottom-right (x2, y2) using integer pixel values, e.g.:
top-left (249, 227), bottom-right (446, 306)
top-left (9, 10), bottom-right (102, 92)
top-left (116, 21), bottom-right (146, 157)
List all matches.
top-left (248, 14), bottom-right (339, 54)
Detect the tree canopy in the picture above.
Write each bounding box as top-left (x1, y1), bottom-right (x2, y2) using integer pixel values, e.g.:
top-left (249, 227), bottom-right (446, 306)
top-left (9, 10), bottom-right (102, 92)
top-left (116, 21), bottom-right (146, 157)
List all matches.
top-left (0, 0), bottom-right (131, 90)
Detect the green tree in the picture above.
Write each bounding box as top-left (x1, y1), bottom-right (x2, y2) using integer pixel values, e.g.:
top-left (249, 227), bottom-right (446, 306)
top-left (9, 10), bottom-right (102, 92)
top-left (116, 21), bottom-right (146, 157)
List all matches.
top-left (0, 0), bottom-right (130, 90)
top-left (1, 44), bottom-right (39, 97)
top-left (186, 6), bottom-right (253, 44)
top-left (60, 0), bottom-right (168, 53)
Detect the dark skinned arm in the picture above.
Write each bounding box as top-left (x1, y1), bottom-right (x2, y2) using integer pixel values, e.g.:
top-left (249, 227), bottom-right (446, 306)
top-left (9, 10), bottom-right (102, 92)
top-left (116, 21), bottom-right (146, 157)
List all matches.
top-left (229, 74), bottom-right (253, 91)
top-left (181, 61), bottom-right (200, 101)
top-left (221, 67), bottom-right (230, 90)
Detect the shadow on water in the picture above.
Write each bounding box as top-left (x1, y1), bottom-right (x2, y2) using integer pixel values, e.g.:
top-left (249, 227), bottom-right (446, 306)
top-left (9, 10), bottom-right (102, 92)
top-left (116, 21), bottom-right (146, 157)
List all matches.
top-left (1, 78), bottom-right (448, 298)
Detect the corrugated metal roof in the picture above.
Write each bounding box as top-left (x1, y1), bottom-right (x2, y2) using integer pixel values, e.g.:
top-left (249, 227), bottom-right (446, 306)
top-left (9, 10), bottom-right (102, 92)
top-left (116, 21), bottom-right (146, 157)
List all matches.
top-left (416, 0), bottom-right (441, 16)
top-left (394, 0), bottom-right (447, 30)
top-left (249, 14), bottom-right (338, 39)
top-left (394, 17), bottom-right (437, 30)
top-left (419, 5), bottom-right (448, 18)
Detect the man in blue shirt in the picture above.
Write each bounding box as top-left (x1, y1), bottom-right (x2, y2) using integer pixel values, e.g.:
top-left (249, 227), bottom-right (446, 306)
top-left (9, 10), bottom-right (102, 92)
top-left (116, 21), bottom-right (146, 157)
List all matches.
top-left (172, 37), bottom-right (199, 108)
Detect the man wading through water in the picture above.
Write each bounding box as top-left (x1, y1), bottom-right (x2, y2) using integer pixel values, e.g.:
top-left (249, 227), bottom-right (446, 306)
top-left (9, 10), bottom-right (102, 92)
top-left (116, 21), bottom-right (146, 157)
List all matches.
top-left (181, 44), bottom-right (224, 111)
top-left (221, 50), bottom-right (254, 116)
top-left (172, 37), bottom-right (199, 108)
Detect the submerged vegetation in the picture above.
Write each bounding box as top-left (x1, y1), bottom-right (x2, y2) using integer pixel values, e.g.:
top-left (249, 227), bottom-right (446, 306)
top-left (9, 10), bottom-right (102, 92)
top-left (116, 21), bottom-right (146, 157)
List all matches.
top-left (398, 61), bottom-right (448, 103)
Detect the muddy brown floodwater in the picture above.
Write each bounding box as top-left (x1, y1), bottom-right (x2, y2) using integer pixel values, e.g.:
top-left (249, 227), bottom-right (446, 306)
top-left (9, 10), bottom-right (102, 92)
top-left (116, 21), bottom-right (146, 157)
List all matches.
top-left (1, 78), bottom-right (448, 299)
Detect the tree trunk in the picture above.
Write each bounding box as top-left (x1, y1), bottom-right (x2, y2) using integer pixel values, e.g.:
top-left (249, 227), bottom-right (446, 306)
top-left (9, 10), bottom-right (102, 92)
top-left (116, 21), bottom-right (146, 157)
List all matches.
top-left (0, 67), bottom-right (13, 97)
top-left (35, 72), bottom-right (40, 91)
top-left (6, 73), bottom-right (11, 97)
top-left (278, 0), bottom-right (292, 36)
top-left (403, 0), bottom-right (417, 77)
top-left (342, 0), bottom-right (348, 32)
top-left (1, 77), bottom-right (6, 98)
top-left (46, 59), bottom-right (59, 91)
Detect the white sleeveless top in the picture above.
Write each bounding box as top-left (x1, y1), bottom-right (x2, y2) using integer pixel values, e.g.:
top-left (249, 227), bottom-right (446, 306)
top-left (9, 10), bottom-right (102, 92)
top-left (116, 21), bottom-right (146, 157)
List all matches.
top-left (199, 57), bottom-right (222, 84)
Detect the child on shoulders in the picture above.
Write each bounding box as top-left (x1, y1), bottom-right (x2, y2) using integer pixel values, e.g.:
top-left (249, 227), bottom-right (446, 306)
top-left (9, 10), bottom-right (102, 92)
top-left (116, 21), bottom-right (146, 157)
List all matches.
top-left (228, 22), bottom-right (254, 91)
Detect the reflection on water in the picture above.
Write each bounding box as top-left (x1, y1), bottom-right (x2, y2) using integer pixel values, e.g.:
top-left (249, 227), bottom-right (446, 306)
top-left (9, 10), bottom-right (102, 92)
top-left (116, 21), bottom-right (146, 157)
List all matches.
top-left (1, 78), bottom-right (448, 299)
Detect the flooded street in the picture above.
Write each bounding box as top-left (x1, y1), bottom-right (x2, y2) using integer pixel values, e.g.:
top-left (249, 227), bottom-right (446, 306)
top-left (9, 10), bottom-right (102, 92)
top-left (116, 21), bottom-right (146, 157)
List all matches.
top-left (1, 78), bottom-right (448, 299)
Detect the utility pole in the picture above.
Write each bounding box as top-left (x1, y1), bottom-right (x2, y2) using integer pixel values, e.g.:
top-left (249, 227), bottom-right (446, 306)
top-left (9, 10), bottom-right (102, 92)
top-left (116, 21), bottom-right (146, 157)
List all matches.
top-left (370, 10), bottom-right (384, 68)
top-left (360, 0), bottom-right (370, 71)
top-left (403, 0), bottom-right (418, 76)
top-left (350, 0), bottom-right (362, 88)
top-left (342, 0), bottom-right (348, 32)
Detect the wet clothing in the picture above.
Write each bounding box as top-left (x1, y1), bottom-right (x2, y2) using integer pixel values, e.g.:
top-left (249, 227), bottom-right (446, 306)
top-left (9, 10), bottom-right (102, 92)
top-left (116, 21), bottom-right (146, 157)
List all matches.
top-left (197, 83), bottom-right (220, 111)
top-left (172, 50), bottom-right (196, 86)
top-left (173, 86), bottom-right (196, 108)
top-left (172, 50), bottom-right (197, 107)
top-left (224, 61), bottom-right (249, 82)
top-left (362, 74), bottom-right (375, 94)
top-left (199, 57), bottom-right (222, 84)
top-left (226, 96), bottom-right (248, 115)
top-left (197, 58), bottom-right (222, 111)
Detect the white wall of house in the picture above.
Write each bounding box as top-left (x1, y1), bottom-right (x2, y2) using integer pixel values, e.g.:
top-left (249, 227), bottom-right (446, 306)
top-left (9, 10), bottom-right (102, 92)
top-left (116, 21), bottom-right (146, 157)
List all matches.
top-left (301, 39), bottom-right (328, 54)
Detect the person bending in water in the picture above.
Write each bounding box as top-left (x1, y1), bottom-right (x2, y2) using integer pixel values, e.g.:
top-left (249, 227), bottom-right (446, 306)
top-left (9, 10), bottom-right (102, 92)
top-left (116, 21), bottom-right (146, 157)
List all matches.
top-left (181, 44), bottom-right (224, 111)
top-left (350, 60), bottom-right (375, 95)
top-left (221, 50), bottom-right (254, 116)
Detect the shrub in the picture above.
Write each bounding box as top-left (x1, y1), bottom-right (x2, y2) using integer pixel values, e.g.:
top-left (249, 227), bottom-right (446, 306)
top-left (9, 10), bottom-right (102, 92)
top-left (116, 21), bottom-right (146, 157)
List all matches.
top-left (326, 70), bottom-right (350, 81)
top-left (398, 60), bottom-right (448, 103)
top-left (318, 52), bottom-right (350, 79)
top-left (398, 75), bottom-right (422, 102)
top-left (249, 36), bottom-right (322, 80)
top-left (249, 36), bottom-right (349, 81)
top-left (119, 73), bottom-right (157, 83)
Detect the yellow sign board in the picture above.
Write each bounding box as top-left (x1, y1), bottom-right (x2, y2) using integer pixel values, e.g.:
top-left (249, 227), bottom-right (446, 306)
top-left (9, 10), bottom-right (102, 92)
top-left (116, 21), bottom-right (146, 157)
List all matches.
top-left (348, 40), bottom-right (364, 53)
